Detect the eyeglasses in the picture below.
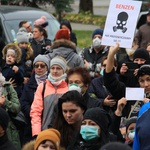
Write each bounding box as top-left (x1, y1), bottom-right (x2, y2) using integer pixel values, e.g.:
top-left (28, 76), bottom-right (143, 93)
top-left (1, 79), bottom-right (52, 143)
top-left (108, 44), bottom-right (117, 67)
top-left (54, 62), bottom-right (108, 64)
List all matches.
top-left (26, 25), bottom-right (31, 29)
top-left (34, 64), bottom-right (46, 68)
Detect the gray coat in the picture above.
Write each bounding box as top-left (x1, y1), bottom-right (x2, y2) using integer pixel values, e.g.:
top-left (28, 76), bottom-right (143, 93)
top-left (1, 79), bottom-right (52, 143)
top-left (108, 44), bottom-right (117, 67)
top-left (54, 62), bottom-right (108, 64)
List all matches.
top-left (46, 39), bottom-right (84, 68)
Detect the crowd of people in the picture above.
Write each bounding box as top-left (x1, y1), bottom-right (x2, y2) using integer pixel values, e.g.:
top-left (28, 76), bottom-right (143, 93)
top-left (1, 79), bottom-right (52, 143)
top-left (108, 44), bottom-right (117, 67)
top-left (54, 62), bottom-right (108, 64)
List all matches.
top-left (0, 11), bottom-right (150, 150)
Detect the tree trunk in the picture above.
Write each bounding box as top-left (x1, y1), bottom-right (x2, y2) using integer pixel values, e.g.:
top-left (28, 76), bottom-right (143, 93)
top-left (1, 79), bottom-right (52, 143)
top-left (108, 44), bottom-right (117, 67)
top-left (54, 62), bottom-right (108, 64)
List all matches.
top-left (79, 0), bottom-right (93, 14)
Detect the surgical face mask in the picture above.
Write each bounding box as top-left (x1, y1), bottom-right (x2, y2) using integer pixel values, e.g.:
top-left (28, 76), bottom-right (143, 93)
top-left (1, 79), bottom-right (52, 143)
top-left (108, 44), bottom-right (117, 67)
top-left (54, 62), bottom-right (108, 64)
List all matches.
top-left (92, 37), bottom-right (101, 48)
top-left (128, 130), bottom-right (135, 140)
top-left (68, 83), bottom-right (82, 93)
top-left (125, 48), bottom-right (136, 56)
top-left (80, 125), bottom-right (100, 141)
top-left (100, 69), bottom-right (104, 76)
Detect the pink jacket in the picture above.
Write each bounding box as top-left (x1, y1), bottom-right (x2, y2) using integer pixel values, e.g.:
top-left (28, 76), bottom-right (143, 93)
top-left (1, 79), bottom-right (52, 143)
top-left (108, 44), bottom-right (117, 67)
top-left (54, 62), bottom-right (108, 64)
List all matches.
top-left (30, 79), bottom-right (68, 136)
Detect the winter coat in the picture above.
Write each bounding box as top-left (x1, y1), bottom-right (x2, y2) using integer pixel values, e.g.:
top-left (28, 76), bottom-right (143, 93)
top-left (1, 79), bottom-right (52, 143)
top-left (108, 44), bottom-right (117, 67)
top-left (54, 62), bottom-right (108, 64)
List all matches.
top-left (0, 134), bottom-right (17, 150)
top-left (67, 133), bottom-right (109, 150)
top-left (103, 68), bottom-right (143, 118)
top-left (31, 38), bottom-right (51, 58)
top-left (46, 39), bottom-right (84, 68)
top-left (133, 103), bottom-right (150, 150)
top-left (30, 79), bottom-right (68, 136)
top-left (135, 23), bottom-right (150, 49)
top-left (20, 48), bottom-right (33, 78)
top-left (88, 76), bottom-right (108, 103)
top-left (2, 82), bottom-right (21, 150)
top-left (22, 140), bottom-right (35, 150)
top-left (2, 63), bottom-right (24, 98)
top-left (20, 73), bottom-right (38, 143)
top-left (81, 46), bottom-right (108, 78)
top-left (83, 91), bottom-right (102, 109)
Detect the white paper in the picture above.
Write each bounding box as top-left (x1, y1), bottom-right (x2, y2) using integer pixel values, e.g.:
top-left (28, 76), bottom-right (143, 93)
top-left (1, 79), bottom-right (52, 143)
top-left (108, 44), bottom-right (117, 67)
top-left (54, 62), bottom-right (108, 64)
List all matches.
top-left (125, 88), bottom-right (144, 101)
top-left (101, 0), bottom-right (142, 48)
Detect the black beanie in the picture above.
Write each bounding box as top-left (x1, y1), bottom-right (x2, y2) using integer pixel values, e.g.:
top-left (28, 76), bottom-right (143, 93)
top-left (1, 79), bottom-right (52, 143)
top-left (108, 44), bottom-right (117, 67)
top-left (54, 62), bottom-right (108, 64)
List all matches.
top-left (83, 107), bottom-right (111, 133)
top-left (92, 28), bottom-right (103, 39)
top-left (133, 48), bottom-right (149, 61)
top-left (0, 107), bottom-right (9, 130)
top-left (137, 64), bottom-right (150, 79)
top-left (100, 142), bottom-right (132, 150)
top-left (126, 116), bottom-right (137, 132)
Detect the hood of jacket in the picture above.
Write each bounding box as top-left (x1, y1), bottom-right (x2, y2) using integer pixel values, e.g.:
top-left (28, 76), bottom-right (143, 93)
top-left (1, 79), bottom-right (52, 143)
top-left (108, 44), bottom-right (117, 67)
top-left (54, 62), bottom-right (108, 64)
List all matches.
top-left (51, 39), bottom-right (76, 51)
top-left (22, 140), bottom-right (35, 150)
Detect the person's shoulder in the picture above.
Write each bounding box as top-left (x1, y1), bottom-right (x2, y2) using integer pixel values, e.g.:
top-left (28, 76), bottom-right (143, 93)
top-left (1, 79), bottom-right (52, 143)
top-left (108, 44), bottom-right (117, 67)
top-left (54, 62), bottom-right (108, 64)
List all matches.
top-left (139, 23), bottom-right (150, 29)
top-left (138, 102), bottom-right (150, 118)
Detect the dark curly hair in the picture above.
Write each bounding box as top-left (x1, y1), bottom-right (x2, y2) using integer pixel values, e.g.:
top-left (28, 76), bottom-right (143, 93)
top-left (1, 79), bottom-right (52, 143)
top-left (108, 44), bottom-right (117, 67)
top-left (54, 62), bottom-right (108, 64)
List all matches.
top-left (66, 67), bottom-right (91, 86)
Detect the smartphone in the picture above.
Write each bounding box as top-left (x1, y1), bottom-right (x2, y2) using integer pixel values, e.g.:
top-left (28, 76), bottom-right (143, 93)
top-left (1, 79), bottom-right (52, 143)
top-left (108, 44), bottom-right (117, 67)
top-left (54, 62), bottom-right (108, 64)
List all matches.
top-left (124, 62), bottom-right (139, 77)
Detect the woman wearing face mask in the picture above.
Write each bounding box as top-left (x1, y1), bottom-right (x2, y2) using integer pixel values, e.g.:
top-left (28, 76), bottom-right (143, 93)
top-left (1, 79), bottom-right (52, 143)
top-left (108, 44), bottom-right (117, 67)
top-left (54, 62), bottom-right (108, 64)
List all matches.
top-left (53, 90), bottom-right (86, 149)
top-left (67, 107), bottom-right (111, 150)
top-left (88, 56), bottom-right (118, 112)
top-left (66, 67), bottom-right (102, 108)
top-left (30, 56), bottom-right (68, 138)
top-left (20, 54), bottom-right (49, 144)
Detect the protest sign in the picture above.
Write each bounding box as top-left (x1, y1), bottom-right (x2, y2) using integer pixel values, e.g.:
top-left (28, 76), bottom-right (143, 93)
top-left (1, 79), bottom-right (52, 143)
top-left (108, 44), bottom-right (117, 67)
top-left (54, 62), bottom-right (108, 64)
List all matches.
top-left (102, 0), bottom-right (142, 48)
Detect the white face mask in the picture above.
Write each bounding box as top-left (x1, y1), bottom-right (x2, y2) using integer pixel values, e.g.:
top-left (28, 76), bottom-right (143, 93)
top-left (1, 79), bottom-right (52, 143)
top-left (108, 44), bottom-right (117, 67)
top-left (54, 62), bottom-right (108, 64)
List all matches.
top-left (128, 130), bottom-right (135, 140)
top-left (125, 48), bottom-right (135, 56)
top-left (68, 83), bottom-right (82, 93)
top-left (92, 37), bottom-right (101, 48)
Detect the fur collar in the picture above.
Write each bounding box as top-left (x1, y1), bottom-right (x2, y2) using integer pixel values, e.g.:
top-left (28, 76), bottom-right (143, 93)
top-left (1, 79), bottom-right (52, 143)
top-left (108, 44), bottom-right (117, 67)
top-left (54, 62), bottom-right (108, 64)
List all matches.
top-left (51, 39), bottom-right (76, 51)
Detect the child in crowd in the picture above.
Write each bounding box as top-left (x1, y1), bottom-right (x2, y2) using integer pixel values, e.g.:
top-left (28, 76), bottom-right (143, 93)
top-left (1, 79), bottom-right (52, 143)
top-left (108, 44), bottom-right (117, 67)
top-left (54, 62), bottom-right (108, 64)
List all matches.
top-left (16, 28), bottom-right (34, 84)
top-left (2, 43), bottom-right (24, 98)
top-left (22, 128), bottom-right (60, 150)
top-left (125, 117), bottom-right (137, 147)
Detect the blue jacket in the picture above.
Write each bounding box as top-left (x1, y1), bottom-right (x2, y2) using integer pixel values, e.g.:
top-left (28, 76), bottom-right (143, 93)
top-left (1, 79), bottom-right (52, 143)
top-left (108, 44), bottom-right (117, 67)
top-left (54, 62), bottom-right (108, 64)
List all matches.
top-left (133, 102), bottom-right (150, 150)
top-left (88, 76), bottom-right (108, 103)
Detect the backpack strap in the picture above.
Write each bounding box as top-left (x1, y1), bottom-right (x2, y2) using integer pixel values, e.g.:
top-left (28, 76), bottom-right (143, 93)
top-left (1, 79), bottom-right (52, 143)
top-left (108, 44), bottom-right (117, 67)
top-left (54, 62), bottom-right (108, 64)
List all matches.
top-left (66, 52), bottom-right (76, 64)
top-left (42, 81), bottom-right (46, 101)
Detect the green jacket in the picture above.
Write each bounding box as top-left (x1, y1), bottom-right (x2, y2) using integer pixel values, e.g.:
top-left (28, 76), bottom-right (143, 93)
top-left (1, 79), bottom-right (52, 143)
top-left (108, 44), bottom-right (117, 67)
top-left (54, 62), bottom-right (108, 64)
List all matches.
top-left (2, 82), bottom-right (21, 150)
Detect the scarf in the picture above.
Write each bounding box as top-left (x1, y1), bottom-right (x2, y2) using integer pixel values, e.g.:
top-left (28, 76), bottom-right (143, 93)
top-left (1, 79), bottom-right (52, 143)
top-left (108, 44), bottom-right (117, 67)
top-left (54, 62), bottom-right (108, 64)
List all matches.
top-left (35, 71), bottom-right (48, 85)
top-left (48, 73), bottom-right (66, 86)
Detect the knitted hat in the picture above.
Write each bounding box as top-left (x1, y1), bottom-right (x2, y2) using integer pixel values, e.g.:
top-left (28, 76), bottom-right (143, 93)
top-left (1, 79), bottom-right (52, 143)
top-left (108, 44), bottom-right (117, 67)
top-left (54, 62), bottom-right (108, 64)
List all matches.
top-left (83, 107), bottom-right (111, 133)
top-left (100, 142), bottom-right (132, 150)
top-left (92, 28), bottom-right (103, 39)
top-left (34, 128), bottom-right (60, 150)
top-left (126, 116), bottom-right (137, 132)
top-left (137, 64), bottom-right (150, 78)
top-left (0, 107), bottom-right (9, 130)
top-left (55, 29), bottom-right (70, 40)
top-left (34, 16), bottom-right (48, 28)
top-left (17, 31), bottom-right (29, 44)
top-left (33, 54), bottom-right (50, 69)
top-left (50, 57), bottom-right (67, 73)
top-left (133, 48), bottom-right (149, 61)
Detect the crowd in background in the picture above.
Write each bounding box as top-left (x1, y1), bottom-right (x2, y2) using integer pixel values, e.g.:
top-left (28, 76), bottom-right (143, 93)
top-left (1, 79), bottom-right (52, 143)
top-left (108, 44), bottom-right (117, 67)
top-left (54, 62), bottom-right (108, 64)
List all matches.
top-left (1, 10), bottom-right (150, 150)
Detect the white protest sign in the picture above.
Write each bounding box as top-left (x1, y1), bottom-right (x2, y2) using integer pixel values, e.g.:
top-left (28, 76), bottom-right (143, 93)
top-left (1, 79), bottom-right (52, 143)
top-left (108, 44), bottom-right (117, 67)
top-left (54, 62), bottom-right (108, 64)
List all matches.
top-left (101, 0), bottom-right (142, 48)
top-left (125, 87), bottom-right (144, 101)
